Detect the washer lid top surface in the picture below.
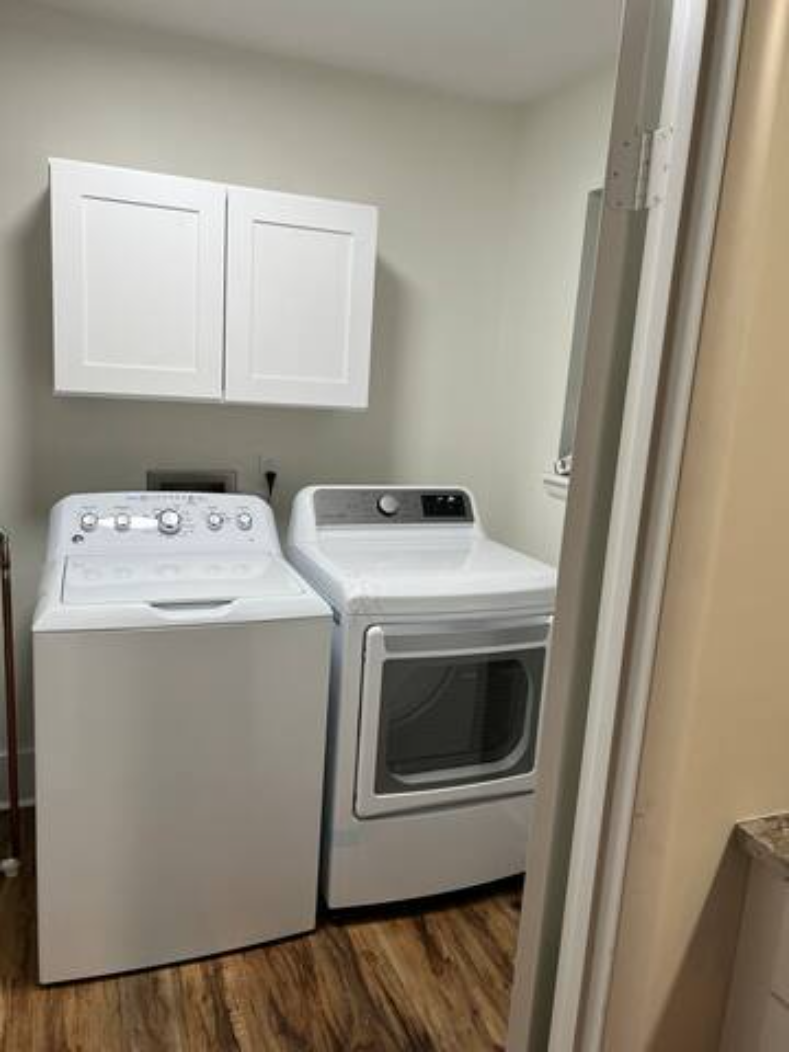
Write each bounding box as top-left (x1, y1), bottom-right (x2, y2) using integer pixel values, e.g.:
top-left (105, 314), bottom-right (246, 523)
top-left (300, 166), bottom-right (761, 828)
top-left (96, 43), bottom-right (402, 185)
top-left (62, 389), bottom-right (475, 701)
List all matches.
top-left (63, 553), bottom-right (304, 606)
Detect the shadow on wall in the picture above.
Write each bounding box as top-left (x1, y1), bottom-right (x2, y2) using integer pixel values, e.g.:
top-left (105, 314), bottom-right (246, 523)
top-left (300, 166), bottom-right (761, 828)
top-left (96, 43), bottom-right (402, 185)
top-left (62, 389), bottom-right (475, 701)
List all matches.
top-left (13, 195), bottom-right (50, 521)
top-left (1, 194), bottom-right (52, 762)
top-left (647, 841), bottom-right (749, 1052)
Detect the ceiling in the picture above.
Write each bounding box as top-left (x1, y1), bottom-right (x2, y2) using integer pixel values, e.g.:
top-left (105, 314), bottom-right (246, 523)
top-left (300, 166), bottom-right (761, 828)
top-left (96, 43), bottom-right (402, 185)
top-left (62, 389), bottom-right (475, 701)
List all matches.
top-left (30, 0), bottom-right (622, 103)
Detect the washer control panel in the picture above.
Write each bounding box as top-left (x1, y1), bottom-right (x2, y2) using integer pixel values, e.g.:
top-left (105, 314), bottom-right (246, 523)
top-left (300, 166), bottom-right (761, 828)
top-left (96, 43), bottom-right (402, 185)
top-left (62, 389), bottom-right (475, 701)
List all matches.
top-left (314, 488), bottom-right (473, 527)
top-left (50, 492), bottom-right (278, 555)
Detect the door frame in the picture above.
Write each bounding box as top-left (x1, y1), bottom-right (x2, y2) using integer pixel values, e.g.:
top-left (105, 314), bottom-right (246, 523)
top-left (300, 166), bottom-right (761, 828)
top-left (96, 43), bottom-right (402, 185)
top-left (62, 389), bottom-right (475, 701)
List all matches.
top-left (575, 2), bottom-right (746, 1047)
top-left (505, 0), bottom-right (746, 1048)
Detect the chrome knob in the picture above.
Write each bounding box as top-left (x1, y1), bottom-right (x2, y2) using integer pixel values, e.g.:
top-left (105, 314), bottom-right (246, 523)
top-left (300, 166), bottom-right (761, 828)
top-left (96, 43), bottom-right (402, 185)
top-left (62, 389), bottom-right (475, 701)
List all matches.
top-left (114, 513), bottom-right (131, 532)
top-left (377, 493), bottom-right (400, 517)
top-left (236, 511), bottom-right (254, 531)
top-left (206, 511), bottom-right (224, 531)
top-left (79, 512), bottom-right (99, 533)
top-left (158, 509), bottom-right (182, 535)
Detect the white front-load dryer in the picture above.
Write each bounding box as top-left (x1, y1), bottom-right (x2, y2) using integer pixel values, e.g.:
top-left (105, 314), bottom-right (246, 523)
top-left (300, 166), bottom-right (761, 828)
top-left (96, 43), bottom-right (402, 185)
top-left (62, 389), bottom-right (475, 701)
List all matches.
top-left (287, 485), bottom-right (557, 909)
top-left (33, 492), bottom-right (332, 983)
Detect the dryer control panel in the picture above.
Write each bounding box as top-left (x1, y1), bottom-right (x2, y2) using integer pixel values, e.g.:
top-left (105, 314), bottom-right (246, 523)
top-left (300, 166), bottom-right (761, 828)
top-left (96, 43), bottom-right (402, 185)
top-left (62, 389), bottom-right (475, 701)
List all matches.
top-left (47, 492), bottom-right (280, 557)
top-left (313, 488), bottom-right (474, 527)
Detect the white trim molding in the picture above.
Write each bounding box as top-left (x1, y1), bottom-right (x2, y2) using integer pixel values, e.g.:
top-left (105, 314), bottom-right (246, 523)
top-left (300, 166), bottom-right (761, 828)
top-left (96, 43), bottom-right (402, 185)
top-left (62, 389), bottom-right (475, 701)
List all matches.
top-left (547, 0), bottom-right (711, 1046)
top-left (577, 2), bottom-right (746, 1047)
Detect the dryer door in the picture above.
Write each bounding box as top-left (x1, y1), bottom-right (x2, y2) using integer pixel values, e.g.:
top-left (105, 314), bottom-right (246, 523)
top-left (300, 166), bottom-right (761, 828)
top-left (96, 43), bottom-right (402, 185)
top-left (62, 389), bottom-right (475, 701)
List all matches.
top-left (355, 616), bottom-right (550, 818)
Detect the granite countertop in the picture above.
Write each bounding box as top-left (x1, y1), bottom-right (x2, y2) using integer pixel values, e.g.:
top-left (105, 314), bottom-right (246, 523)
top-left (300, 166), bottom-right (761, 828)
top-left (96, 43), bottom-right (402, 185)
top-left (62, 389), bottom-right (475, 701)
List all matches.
top-left (736, 813), bottom-right (789, 880)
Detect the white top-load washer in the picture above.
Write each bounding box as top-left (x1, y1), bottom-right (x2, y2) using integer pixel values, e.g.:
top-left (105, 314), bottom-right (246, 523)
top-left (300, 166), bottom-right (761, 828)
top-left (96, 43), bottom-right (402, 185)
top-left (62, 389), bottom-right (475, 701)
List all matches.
top-left (287, 486), bottom-right (557, 909)
top-left (33, 491), bottom-right (331, 983)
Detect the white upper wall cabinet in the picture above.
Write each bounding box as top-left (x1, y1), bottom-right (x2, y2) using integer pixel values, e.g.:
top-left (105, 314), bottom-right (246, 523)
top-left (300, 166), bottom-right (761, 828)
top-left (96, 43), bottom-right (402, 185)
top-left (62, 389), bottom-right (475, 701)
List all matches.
top-left (50, 159), bottom-right (226, 401)
top-left (224, 188), bottom-right (378, 409)
top-left (50, 159), bottom-right (378, 410)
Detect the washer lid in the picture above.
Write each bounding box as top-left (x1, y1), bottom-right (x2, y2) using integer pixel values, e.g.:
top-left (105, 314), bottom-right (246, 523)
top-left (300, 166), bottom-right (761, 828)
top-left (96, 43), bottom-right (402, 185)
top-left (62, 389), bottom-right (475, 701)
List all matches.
top-left (63, 554), bottom-right (304, 606)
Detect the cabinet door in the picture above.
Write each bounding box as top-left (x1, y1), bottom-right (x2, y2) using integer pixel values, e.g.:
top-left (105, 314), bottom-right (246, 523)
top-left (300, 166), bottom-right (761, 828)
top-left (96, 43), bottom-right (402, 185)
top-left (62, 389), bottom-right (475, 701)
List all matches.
top-left (50, 159), bottom-right (226, 401)
top-left (225, 187), bottom-right (377, 409)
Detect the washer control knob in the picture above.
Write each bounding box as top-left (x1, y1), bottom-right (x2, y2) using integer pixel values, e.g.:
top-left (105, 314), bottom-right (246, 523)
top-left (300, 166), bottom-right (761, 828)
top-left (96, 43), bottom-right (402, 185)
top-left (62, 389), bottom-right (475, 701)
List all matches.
top-left (158, 509), bottom-right (182, 536)
top-left (80, 512), bottom-right (99, 533)
top-left (206, 511), bottom-right (224, 531)
top-left (377, 493), bottom-right (400, 518)
top-left (236, 511), bottom-right (254, 532)
top-left (114, 513), bottom-right (131, 532)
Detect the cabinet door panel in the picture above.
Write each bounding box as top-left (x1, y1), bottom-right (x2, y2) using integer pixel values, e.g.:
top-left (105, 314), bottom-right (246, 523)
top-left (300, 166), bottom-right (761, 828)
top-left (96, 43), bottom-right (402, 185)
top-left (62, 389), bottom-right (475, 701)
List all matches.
top-left (225, 188), bottom-right (377, 409)
top-left (51, 159), bottom-right (226, 401)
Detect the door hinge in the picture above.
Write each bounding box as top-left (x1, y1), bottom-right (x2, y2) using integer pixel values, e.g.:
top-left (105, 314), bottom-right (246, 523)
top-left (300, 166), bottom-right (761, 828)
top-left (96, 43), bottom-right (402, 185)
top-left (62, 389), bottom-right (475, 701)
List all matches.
top-left (606, 126), bottom-right (674, 211)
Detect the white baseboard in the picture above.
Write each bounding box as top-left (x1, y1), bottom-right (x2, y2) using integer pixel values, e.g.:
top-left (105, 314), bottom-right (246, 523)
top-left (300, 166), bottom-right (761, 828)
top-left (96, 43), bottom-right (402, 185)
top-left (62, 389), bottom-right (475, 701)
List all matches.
top-left (0, 747), bottom-right (35, 809)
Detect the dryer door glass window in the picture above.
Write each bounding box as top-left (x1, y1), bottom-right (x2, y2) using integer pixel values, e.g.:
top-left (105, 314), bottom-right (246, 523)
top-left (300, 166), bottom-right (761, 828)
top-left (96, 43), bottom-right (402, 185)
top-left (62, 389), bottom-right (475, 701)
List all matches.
top-left (372, 636), bottom-right (545, 795)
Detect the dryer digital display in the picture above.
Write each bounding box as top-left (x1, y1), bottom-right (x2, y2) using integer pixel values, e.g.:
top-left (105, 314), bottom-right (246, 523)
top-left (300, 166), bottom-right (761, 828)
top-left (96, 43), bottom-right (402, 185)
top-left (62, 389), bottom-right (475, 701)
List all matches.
top-left (420, 493), bottom-right (469, 519)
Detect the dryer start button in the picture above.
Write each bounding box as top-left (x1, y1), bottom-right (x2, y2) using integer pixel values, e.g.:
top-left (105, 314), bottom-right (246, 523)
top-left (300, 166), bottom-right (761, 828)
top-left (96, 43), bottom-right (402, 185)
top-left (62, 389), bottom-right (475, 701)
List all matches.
top-left (377, 494), bottom-right (401, 517)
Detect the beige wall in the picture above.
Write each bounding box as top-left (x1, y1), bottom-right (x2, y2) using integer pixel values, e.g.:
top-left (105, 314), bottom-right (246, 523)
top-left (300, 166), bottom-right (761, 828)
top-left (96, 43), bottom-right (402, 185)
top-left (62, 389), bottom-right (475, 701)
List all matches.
top-left (604, 3), bottom-right (789, 1048)
top-left (0, 0), bottom-right (515, 773)
top-left (0, 0), bottom-right (614, 793)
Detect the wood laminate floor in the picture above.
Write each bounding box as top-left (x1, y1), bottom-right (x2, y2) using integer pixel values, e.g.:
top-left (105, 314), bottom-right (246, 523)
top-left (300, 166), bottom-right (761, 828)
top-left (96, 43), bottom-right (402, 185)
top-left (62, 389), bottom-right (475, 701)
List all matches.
top-left (0, 812), bottom-right (522, 1051)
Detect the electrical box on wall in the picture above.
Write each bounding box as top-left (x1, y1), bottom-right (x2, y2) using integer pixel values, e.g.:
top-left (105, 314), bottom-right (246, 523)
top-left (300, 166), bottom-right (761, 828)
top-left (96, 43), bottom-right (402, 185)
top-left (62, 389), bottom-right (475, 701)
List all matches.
top-left (147, 469), bottom-right (238, 494)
